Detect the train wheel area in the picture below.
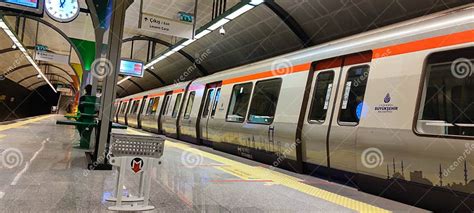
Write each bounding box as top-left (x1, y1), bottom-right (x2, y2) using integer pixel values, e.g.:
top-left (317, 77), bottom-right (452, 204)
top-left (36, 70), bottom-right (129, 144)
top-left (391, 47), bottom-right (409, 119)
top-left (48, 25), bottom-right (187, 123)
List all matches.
top-left (0, 115), bottom-right (426, 212)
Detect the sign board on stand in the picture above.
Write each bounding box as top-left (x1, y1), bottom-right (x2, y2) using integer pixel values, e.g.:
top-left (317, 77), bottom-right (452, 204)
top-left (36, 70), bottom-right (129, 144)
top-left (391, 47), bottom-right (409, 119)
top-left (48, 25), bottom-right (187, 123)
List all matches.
top-left (139, 13), bottom-right (193, 39)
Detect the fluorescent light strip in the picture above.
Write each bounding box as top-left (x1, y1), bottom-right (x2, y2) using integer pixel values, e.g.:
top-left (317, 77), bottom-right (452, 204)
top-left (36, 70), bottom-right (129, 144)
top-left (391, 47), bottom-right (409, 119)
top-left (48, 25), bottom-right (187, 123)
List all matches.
top-left (117, 76), bottom-right (131, 85)
top-left (141, 2), bottom-right (263, 76)
top-left (181, 39), bottom-right (195, 46)
top-left (226, 4), bottom-right (254, 20)
top-left (249, 0), bottom-right (265, 6)
top-left (0, 19), bottom-right (57, 93)
top-left (208, 18), bottom-right (230, 30)
top-left (195, 29), bottom-right (211, 39)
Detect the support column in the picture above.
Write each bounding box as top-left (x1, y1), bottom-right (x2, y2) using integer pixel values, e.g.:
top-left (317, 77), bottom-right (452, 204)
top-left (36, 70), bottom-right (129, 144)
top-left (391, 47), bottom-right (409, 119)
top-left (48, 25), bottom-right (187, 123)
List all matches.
top-left (92, 0), bottom-right (132, 168)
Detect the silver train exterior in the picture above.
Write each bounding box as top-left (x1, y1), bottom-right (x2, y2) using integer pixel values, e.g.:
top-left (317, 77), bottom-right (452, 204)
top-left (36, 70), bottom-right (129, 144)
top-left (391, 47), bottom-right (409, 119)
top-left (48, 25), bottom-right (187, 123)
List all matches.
top-left (115, 5), bottom-right (474, 211)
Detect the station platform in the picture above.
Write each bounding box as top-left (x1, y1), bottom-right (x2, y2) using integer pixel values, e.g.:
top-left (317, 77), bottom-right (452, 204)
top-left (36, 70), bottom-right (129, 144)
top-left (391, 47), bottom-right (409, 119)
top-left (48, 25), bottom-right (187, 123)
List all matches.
top-left (0, 115), bottom-right (427, 212)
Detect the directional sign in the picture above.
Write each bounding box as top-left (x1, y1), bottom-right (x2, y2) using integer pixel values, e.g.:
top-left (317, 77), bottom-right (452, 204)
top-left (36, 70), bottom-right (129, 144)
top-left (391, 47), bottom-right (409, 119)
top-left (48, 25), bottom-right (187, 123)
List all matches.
top-left (140, 13), bottom-right (193, 39)
top-left (35, 50), bottom-right (69, 65)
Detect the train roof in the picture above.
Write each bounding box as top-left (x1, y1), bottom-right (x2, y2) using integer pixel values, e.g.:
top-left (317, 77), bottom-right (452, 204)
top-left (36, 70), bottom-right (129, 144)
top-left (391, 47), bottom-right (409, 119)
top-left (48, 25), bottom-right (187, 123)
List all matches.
top-left (190, 4), bottom-right (474, 85)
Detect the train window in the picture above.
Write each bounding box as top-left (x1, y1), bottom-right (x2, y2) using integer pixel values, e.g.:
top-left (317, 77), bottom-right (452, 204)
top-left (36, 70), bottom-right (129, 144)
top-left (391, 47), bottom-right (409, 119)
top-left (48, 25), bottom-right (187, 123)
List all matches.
top-left (248, 78), bottom-right (282, 125)
top-left (120, 103), bottom-right (126, 114)
top-left (184, 91), bottom-right (196, 119)
top-left (338, 66), bottom-right (370, 125)
top-left (226, 83), bottom-right (253, 123)
top-left (172, 94), bottom-right (183, 118)
top-left (202, 89), bottom-right (215, 118)
top-left (417, 47), bottom-right (474, 137)
top-left (151, 97), bottom-right (160, 115)
top-left (309, 71), bottom-right (335, 123)
top-left (125, 102), bottom-right (132, 114)
top-left (162, 95), bottom-right (171, 115)
top-left (132, 101), bottom-right (140, 114)
top-left (145, 98), bottom-right (154, 115)
top-left (211, 88), bottom-right (221, 118)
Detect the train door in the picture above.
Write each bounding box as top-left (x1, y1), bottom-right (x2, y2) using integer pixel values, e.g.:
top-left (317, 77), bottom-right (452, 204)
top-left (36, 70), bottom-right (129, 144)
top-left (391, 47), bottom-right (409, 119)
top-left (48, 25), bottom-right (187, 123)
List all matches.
top-left (158, 92), bottom-right (173, 133)
top-left (328, 52), bottom-right (372, 180)
top-left (137, 96), bottom-right (148, 128)
top-left (301, 52), bottom-right (372, 180)
top-left (301, 57), bottom-right (343, 176)
top-left (245, 78), bottom-right (283, 157)
top-left (198, 82), bottom-right (221, 145)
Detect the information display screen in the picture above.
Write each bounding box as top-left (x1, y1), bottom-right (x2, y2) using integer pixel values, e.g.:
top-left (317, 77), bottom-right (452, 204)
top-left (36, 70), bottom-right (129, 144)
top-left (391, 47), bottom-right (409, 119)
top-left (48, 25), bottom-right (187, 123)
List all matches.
top-left (120, 59), bottom-right (144, 78)
top-left (3, 0), bottom-right (38, 8)
top-left (0, 0), bottom-right (44, 16)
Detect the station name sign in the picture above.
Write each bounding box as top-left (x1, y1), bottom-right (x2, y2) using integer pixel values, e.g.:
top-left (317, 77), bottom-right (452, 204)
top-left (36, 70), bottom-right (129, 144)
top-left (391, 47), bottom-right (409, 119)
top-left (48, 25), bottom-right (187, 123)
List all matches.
top-left (139, 13), bottom-right (193, 39)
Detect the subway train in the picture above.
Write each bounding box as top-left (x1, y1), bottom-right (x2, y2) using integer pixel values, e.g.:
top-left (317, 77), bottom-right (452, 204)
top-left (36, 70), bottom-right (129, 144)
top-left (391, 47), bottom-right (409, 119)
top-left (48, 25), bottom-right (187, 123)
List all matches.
top-left (114, 5), bottom-right (474, 211)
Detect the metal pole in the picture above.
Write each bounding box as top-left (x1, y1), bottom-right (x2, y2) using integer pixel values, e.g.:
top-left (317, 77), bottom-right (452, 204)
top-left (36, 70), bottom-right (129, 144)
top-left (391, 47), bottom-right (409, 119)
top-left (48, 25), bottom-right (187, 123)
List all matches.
top-left (192, 0), bottom-right (199, 39)
top-left (96, 0), bottom-right (131, 166)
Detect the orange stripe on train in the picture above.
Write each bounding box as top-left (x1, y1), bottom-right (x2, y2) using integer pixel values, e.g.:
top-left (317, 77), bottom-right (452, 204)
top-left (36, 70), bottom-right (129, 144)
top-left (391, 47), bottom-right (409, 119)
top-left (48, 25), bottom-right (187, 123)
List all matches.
top-left (373, 29), bottom-right (474, 59)
top-left (222, 63), bottom-right (311, 85)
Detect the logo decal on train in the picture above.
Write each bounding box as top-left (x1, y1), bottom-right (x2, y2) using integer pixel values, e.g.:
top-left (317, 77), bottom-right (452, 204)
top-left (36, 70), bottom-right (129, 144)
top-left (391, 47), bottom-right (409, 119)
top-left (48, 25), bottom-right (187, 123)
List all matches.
top-left (374, 93), bottom-right (399, 113)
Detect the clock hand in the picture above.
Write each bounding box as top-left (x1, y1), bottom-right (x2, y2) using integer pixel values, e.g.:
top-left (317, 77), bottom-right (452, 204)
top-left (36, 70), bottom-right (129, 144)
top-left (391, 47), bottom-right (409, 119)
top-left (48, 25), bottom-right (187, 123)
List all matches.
top-left (60, 0), bottom-right (66, 8)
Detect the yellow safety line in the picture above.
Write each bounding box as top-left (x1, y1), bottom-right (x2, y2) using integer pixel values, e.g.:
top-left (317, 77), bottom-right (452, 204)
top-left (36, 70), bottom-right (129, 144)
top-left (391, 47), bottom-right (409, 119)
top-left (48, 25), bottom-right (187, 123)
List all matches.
top-left (126, 128), bottom-right (152, 136)
top-left (0, 115), bottom-right (54, 132)
top-left (166, 141), bottom-right (391, 213)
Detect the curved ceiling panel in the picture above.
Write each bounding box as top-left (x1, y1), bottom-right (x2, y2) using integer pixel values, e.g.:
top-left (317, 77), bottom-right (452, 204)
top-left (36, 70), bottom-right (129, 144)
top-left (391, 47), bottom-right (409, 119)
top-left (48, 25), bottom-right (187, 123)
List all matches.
top-left (276, 0), bottom-right (474, 46)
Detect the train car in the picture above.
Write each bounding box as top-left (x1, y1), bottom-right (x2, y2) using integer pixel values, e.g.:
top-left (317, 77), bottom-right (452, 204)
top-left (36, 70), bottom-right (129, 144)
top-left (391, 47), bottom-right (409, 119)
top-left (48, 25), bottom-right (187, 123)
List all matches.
top-left (116, 5), bottom-right (474, 211)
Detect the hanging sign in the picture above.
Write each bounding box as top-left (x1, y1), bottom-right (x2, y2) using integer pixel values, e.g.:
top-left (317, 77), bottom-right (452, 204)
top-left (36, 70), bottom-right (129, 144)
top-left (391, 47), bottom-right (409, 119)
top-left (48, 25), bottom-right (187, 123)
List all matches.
top-left (35, 50), bottom-right (69, 65)
top-left (178, 12), bottom-right (193, 23)
top-left (139, 13), bottom-right (193, 39)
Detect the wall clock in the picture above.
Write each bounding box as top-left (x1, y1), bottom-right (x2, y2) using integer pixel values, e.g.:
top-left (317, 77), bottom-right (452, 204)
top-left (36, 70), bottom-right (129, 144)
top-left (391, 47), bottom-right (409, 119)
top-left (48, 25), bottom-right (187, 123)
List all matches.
top-left (45, 0), bottom-right (80, 23)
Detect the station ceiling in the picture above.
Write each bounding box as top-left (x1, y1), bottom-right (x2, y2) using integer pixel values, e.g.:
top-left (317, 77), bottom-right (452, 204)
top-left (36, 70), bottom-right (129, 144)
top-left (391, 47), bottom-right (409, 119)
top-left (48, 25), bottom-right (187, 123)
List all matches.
top-left (0, 0), bottom-right (472, 96)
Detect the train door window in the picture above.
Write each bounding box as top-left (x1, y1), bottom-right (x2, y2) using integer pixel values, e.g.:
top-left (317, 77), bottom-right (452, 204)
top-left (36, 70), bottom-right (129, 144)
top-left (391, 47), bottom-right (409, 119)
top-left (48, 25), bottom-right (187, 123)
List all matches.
top-left (172, 94), bottom-right (183, 118)
top-left (125, 102), bottom-right (132, 114)
top-left (132, 101), bottom-right (140, 114)
top-left (162, 95), bottom-right (171, 115)
top-left (202, 89), bottom-right (215, 118)
top-left (145, 98), bottom-right (154, 115)
top-left (184, 91), bottom-right (196, 119)
top-left (309, 71), bottom-right (335, 123)
top-left (120, 103), bottom-right (126, 114)
top-left (128, 101), bottom-right (135, 114)
top-left (211, 88), bottom-right (221, 118)
top-left (338, 66), bottom-right (370, 125)
top-left (151, 97), bottom-right (160, 115)
top-left (417, 47), bottom-right (474, 137)
top-left (248, 78), bottom-right (282, 125)
top-left (226, 83), bottom-right (253, 122)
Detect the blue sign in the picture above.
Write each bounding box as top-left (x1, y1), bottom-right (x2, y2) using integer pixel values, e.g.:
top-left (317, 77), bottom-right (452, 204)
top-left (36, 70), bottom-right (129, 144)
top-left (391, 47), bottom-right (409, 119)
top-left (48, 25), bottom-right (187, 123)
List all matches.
top-left (120, 59), bottom-right (144, 78)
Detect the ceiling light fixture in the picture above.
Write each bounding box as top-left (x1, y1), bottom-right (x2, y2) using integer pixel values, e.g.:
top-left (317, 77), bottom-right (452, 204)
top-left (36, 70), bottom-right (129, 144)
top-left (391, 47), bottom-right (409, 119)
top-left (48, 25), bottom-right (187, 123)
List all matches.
top-left (0, 17), bottom-right (57, 93)
top-left (117, 76), bottom-right (131, 85)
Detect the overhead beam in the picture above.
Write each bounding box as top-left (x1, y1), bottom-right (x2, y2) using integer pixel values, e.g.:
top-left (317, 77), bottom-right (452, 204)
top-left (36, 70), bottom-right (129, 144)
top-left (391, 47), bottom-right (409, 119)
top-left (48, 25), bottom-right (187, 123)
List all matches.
top-left (145, 69), bottom-right (166, 85)
top-left (264, 0), bottom-right (314, 47)
top-left (128, 79), bottom-right (144, 91)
